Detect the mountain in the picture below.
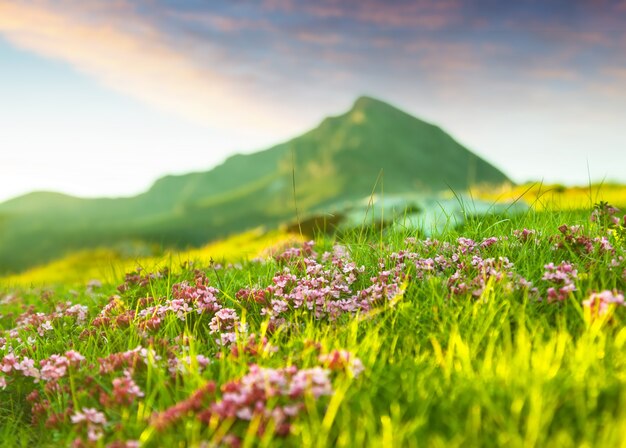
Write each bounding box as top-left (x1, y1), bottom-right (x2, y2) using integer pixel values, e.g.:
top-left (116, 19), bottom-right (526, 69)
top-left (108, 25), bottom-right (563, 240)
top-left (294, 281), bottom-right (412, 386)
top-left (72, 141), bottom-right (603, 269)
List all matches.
top-left (0, 96), bottom-right (510, 273)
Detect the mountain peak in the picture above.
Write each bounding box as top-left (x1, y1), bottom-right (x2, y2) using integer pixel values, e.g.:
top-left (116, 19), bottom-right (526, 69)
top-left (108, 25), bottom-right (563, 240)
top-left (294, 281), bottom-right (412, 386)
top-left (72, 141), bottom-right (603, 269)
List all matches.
top-left (348, 96), bottom-right (419, 125)
top-left (351, 95), bottom-right (395, 111)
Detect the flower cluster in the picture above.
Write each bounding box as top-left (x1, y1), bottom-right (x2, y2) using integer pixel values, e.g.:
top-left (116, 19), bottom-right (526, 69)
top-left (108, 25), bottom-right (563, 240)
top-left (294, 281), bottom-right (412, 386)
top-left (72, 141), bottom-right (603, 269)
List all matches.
top-left (102, 370), bottom-right (144, 406)
top-left (98, 346), bottom-right (160, 375)
top-left (552, 224), bottom-right (614, 255)
top-left (154, 365), bottom-right (332, 439)
top-left (152, 348), bottom-right (362, 441)
top-left (3, 301), bottom-right (89, 343)
top-left (318, 349), bottom-right (364, 377)
top-left (201, 364), bottom-right (332, 437)
top-left (117, 267), bottom-right (169, 293)
top-left (151, 381), bottom-right (216, 431)
top-left (1, 350), bottom-right (84, 387)
top-left (411, 236), bottom-right (535, 299)
top-left (167, 354), bottom-right (211, 376)
top-left (583, 290), bottom-right (625, 319)
top-left (542, 262), bottom-right (578, 302)
top-left (253, 243), bottom-right (411, 325)
top-left (134, 274), bottom-right (225, 331)
top-left (591, 202), bottom-right (623, 229)
top-left (273, 240), bottom-right (317, 263)
top-left (1, 353), bottom-right (39, 384)
top-left (71, 407), bottom-right (107, 442)
top-left (513, 228), bottom-right (540, 244)
top-left (40, 351), bottom-right (84, 383)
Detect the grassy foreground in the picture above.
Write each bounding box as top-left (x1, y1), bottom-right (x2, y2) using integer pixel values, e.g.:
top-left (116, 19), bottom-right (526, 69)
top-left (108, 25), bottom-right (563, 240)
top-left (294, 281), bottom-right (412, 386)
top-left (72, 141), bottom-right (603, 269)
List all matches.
top-left (1, 204), bottom-right (626, 447)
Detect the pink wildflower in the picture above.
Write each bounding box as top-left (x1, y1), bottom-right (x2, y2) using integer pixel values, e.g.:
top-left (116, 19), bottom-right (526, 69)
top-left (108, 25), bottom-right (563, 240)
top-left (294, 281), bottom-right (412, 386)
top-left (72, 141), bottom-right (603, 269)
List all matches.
top-left (65, 304), bottom-right (89, 324)
top-left (542, 262), bottom-right (578, 302)
top-left (110, 370), bottom-right (144, 405)
top-left (1, 353), bottom-right (18, 373)
top-left (16, 357), bottom-right (40, 379)
top-left (288, 367), bottom-right (333, 398)
top-left (39, 355), bottom-right (69, 382)
top-left (71, 407), bottom-right (107, 442)
top-left (209, 308), bottom-right (240, 334)
top-left (319, 350), bottom-right (365, 377)
top-left (583, 290), bottom-right (625, 318)
top-left (65, 350), bottom-right (85, 364)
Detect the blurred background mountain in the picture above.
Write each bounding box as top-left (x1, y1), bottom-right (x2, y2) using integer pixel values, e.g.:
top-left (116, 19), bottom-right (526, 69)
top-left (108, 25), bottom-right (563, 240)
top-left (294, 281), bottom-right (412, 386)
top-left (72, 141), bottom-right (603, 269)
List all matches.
top-left (0, 97), bottom-right (513, 273)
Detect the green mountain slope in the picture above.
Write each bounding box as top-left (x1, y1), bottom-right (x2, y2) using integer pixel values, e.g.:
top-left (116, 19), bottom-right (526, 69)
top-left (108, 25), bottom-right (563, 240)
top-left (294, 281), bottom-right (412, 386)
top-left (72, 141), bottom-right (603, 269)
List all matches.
top-left (0, 96), bottom-right (510, 273)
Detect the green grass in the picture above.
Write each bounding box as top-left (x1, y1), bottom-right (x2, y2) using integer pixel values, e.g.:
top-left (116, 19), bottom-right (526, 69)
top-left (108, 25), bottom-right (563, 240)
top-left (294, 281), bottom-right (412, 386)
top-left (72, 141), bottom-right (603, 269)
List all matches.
top-left (0, 205), bottom-right (625, 447)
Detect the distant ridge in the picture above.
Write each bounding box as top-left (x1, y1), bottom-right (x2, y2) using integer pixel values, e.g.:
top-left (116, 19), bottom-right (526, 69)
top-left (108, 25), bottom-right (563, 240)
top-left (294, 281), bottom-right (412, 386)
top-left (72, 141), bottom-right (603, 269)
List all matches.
top-left (0, 96), bottom-right (510, 273)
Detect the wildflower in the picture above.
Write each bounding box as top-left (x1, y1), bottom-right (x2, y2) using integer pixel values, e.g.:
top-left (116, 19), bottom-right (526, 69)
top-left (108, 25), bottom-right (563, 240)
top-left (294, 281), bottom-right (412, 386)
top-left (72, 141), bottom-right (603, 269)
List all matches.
top-left (288, 367), bottom-right (332, 398)
top-left (65, 350), bottom-right (85, 364)
top-left (319, 350), bottom-right (365, 377)
top-left (583, 290), bottom-right (625, 318)
top-left (98, 346), bottom-right (158, 374)
top-left (513, 228), bottom-right (537, 242)
top-left (594, 236), bottom-right (614, 253)
top-left (236, 287), bottom-right (268, 304)
top-left (169, 355), bottom-right (211, 375)
top-left (1, 353), bottom-right (18, 373)
top-left (542, 262), bottom-right (578, 302)
top-left (71, 408), bottom-right (107, 425)
top-left (39, 355), bottom-right (69, 382)
top-left (16, 357), bottom-right (40, 379)
top-left (457, 237), bottom-right (477, 254)
top-left (86, 279), bottom-right (102, 293)
top-left (480, 237), bottom-right (499, 248)
top-left (65, 304), bottom-right (89, 324)
top-left (71, 407), bottom-right (107, 442)
top-left (37, 320), bottom-right (54, 336)
top-left (218, 332), bottom-right (238, 347)
top-left (553, 225), bottom-right (595, 254)
top-left (172, 278), bottom-right (221, 314)
top-left (209, 308), bottom-right (240, 334)
top-left (110, 370), bottom-right (144, 405)
top-left (151, 382), bottom-right (216, 430)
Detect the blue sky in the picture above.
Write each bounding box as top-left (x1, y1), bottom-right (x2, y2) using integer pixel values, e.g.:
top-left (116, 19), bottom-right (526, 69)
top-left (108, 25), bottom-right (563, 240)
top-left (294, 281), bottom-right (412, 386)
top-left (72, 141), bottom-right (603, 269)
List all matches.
top-left (1, 0), bottom-right (626, 201)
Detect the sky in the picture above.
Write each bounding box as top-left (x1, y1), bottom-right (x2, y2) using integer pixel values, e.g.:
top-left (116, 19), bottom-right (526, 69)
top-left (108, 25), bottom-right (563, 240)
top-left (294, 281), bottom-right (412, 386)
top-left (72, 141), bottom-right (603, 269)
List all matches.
top-left (1, 0), bottom-right (626, 202)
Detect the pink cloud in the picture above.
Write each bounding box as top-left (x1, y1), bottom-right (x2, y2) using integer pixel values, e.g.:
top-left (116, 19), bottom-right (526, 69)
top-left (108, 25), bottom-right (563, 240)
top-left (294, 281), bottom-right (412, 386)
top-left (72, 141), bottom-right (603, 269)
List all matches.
top-left (265, 0), bottom-right (461, 30)
top-left (528, 68), bottom-right (579, 81)
top-left (604, 66), bottom-right (626, 79)
top-left (519, 20), bottom-right (613, 47)
top-left (166, 11), bottom-right (276, 33)
top-left (296, 31), bottom-right (343, 45)
top-left (403, 40), bottom-right (481, 74)
top-left (0, 0), bottom-right (291, 132)
top-left (350, 0), bottom-right (460, 29)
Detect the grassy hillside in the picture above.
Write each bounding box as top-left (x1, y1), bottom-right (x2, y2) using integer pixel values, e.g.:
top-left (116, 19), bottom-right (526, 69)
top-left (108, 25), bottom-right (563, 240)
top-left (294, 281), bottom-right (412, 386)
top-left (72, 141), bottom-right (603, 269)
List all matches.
top-left (472, 182), bottom-right (626, 210)
top-left (0, 229), bottom-right (302, 288)
top-left (0, 97), bottom-right (510, 274)
top-left (0, 204), bottom-right (625, 447)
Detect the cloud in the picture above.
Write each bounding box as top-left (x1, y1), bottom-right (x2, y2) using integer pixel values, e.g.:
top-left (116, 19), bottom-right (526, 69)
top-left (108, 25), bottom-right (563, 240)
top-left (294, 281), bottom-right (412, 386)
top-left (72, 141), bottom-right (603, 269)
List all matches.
top-left (165, 10), bottom-right (276, 34)
top-left (296, 31), bottom-right (343, 45)
top-left (348, 0), bottom-right (460, 29)
top-left (0, 1), bottom-right (289, 132)
top-left (528, 68), bottom-right (579, 81)
top-left (603, 66), bottom-right (626, 81)
top-left (264, 0), bottom-right (461, 30)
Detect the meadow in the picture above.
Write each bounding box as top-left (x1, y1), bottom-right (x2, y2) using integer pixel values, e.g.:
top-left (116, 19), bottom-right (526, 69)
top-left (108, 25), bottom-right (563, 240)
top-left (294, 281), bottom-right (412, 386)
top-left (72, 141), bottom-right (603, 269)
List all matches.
top-left (1, 198), bottom-right (626, 447)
